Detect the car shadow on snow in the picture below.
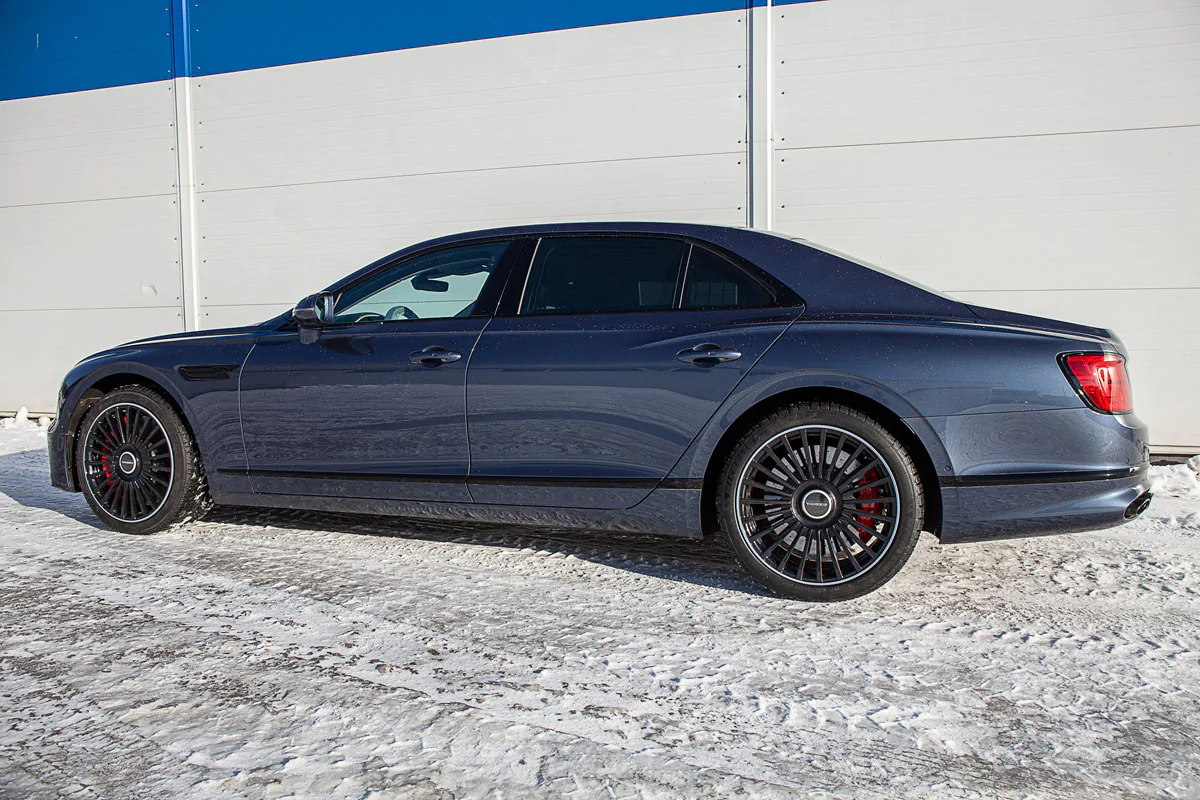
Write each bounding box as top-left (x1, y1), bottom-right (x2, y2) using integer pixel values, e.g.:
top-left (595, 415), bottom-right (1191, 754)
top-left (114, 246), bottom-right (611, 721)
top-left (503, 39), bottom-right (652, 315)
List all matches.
top-left (206, 504), bottom-right (766, 594)
top-left (0, 447), bottom-right (767, 596)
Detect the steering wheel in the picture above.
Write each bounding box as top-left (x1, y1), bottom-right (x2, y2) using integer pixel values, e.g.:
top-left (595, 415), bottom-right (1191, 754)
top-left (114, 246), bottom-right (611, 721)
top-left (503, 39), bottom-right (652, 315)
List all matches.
top-left (386, 305), bottom-right (418, 321)
top-left (341, 312), bottom-right (383, 323)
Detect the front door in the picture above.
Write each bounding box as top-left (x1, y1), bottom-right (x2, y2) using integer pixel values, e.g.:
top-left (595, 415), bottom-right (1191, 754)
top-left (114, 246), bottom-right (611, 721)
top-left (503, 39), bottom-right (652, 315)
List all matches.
top-left (238, 239), bottom-right (515, 502)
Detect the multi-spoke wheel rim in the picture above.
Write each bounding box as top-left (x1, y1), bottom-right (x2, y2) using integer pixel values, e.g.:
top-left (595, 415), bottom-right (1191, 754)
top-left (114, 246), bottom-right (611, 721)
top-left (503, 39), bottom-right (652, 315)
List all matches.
top-left (735, 425), bottom-right (901, 586)
top-left (83, 403), bottom-right (174, 523)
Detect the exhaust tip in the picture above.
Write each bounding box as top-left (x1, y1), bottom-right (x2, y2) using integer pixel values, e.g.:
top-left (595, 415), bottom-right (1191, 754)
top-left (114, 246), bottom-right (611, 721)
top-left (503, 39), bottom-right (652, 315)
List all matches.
top-left (1125, 491), bottom-right (1153, 520)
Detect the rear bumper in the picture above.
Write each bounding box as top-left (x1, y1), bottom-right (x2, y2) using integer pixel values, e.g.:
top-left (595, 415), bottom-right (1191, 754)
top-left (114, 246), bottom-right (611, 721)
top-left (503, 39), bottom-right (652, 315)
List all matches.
top-left (938, 465), bottom-right (1150, 543)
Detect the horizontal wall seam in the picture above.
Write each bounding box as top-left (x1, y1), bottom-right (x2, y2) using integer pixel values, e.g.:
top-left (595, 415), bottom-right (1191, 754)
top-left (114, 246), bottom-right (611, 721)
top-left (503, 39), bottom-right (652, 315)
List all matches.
top-left (0, 192), bottom-right (178, 211)
top-left (195, 149), bottom-right (748, 196)
top-left (773, 123), bottom-right (1200, 153)
top-left (0, 305), bottom-right (183, 314)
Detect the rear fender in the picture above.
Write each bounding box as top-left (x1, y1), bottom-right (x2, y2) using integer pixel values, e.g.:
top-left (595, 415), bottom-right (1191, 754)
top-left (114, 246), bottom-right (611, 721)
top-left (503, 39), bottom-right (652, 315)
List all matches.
top-left (665, 367), bottom-right (954, 482)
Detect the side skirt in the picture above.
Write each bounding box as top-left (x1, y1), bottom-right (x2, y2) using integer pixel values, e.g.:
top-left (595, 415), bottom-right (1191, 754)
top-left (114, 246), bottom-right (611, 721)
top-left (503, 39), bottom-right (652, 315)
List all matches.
top-left (209, 486), bottom-right (705, 539)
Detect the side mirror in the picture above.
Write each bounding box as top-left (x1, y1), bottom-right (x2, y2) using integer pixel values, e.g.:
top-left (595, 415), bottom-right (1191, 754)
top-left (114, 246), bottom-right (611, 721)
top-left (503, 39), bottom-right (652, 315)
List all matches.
top-left (293, 292), bottom-right (333, 326)
top-left (293, 292), bottom-right (334, 343)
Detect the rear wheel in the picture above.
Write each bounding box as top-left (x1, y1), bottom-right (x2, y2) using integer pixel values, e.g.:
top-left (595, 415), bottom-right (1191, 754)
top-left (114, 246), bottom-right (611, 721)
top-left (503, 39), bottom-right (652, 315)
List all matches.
top-left (75, 386), bottom-right (211, 534)
top-left (718, 402), bottom-right (924, 601)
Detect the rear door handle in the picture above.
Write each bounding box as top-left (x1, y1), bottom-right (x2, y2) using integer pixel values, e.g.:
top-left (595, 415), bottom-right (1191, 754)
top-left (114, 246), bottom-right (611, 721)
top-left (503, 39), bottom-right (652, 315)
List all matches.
top-left (676, 343), bottom-right (743, 366)
top-left (409, 346), bottom-right (462, 366)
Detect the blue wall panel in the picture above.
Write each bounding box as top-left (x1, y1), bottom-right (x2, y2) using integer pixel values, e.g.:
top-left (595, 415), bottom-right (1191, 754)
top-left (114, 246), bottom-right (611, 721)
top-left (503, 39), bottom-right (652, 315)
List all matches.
top-left (187, 0), bottom-right (754, 76)
top-left (0, 0), bottom-right (823, 100)
top-left (0, 0), bottom-right (175, 100)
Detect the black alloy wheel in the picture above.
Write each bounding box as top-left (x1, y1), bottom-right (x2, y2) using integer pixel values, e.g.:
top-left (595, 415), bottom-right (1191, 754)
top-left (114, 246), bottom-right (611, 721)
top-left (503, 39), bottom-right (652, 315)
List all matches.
top-left (719, 402), bottom-right (924, 601)
top-left (75, 385), bottom-right (211, 533)
top-left (83, 402), bottom-right (174, 522)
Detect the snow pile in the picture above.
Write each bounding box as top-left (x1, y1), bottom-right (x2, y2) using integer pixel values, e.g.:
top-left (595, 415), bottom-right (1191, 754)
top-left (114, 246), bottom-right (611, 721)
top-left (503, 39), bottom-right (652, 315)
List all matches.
top-left (0, 407), bottom-right (51, 430)
top-left (1150, 455), bottom-right (1200, 500)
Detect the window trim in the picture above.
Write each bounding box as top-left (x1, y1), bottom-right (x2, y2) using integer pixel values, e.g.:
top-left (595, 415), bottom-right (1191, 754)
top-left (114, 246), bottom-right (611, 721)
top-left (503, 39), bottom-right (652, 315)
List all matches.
top-left (282, 236), bottom-right (528, 332)
top-left (501, 232), bottom-right (800, 319)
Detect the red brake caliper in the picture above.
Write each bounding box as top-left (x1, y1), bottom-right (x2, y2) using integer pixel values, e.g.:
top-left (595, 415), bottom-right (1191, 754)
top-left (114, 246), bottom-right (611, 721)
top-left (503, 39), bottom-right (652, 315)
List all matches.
top-left (855, 468), bottom-right (881, 542)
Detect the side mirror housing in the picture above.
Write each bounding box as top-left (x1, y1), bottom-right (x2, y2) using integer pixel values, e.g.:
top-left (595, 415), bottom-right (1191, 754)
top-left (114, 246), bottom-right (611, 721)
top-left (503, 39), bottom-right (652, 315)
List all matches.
top-left (293, 292), bottom-right (334, 343)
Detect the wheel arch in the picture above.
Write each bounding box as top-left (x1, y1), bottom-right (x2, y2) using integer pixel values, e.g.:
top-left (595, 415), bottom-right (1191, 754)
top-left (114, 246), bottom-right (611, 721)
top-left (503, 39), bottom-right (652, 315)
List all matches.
top-left (64, 368), bottom-right (198, 490)
top-left (699, 386), bottom-right (945, 538)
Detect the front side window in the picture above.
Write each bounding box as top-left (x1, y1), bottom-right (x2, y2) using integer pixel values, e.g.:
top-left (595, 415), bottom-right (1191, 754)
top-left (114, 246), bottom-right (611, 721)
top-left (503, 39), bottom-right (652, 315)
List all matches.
top-left (682, 247), bottom-right (775, 310)
top-left (332, 241), bottom-right (511, 324)
top-left (521, 237), bottom-right (686, 315)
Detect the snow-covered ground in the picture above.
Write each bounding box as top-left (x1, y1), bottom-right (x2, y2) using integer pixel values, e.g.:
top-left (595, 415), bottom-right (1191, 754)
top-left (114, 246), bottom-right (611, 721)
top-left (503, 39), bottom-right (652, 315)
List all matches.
top-left (2, 419), bottom-right (1199, 800)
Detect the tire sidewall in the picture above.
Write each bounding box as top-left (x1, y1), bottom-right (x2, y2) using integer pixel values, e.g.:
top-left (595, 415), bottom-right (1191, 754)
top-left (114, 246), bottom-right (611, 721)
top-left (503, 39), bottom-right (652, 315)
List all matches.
top-left (719, 404), bottom-right (923, 602)
top-left (75, 388), bottom-right (192, 534)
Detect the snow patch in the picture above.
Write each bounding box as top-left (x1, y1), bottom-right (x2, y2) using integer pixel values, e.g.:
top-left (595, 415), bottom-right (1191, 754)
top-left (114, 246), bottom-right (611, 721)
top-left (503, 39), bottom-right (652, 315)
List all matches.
top-left (1, 426), bottom-right (1198, 798)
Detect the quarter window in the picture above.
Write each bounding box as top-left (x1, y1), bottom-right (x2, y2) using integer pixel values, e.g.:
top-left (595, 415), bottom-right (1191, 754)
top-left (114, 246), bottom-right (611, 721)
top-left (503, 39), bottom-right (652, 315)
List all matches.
top-left (521, 237), bottom-right (686, 315)
top-left (682, 247), bottom-right (775, 310)
top-left (332, 241), bottom-right (511, 324)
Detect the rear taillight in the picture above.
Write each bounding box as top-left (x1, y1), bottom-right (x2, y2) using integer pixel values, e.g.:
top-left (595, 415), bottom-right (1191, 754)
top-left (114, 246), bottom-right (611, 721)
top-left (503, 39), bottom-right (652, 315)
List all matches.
top-left (1059, 352), bottom-right (1133, 414)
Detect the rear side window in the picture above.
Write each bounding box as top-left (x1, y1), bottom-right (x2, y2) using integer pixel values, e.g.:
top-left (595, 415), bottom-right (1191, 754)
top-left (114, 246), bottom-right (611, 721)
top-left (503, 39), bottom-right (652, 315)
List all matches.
top-left (683, 247), bottom-right (775, 310)
top-left (521, 237), bottom-right (686, 315)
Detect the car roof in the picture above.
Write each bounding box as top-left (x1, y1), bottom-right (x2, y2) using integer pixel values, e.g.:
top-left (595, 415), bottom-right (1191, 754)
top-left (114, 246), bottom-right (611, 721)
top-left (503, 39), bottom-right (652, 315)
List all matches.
top-left (329, 222), bottom-right (972, 320)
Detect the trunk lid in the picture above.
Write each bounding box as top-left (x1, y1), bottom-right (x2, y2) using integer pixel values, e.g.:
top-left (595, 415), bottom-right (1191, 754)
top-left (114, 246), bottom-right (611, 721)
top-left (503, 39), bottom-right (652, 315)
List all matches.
top-left (966, 304), bottom-right (1119, 348)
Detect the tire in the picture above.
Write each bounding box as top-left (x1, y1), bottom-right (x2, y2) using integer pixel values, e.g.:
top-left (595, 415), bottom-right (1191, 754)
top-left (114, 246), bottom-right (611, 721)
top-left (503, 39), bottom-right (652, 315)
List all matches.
top-left (74, 385), bottom-right (212, 534)
top-left (717, 402), bottom-right (924, 602)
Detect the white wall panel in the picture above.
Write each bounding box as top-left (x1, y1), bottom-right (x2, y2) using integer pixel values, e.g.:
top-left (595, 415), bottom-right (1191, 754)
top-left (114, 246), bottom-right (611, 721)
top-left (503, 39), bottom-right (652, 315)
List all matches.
top-left (951, 288), bottom-right (1200, 450)
top-left (197, 151), bottom-right (747, 308)
top-left (773, 125), bottom-right (1200, 292)
top-left (0, 308), bottom-right (185, 414)
top-left (0, 80), bottom-right (184, 412)
top-left (200, 303), bottom-right (291, 330)
top-left (191, 12), bottom-right (748, 192)
top-left (774, 0), bottom-right (1200, 148)
top-left (0, 82), bottom-right (178, 207)
top-left (0, 195), bottom-right (184, 311)
top-left (773, 0), bottom-right (1200, 449)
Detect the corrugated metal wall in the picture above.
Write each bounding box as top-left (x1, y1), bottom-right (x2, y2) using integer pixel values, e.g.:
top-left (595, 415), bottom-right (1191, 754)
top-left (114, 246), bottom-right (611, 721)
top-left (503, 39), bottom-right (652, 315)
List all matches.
top-left (1, 0), bottom-right (1197, 450)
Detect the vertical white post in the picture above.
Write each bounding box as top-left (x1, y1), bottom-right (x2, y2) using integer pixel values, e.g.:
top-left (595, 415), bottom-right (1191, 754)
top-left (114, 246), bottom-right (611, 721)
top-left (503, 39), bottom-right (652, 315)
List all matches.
top-left (171, 76), bottom-right (202, 331)
top-left (747, 0), bottom-right (776, 231)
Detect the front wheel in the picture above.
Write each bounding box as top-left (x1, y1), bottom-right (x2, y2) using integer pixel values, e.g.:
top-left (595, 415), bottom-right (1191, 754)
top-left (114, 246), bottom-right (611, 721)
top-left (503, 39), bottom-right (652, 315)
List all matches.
top-left (75, 385), bottom-right (212, 534)
top-left (717, 402), bottom-right (925, 602)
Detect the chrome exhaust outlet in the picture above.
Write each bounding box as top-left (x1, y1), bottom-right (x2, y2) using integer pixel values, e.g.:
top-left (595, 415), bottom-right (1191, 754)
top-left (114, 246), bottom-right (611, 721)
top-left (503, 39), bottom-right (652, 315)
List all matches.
top-left (1124, 491), bottom-right (1153, 520)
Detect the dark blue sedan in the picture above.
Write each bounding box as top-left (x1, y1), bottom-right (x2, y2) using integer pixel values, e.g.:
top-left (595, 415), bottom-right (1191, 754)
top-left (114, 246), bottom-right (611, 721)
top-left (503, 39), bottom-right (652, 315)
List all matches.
top-left (48, 223), bottom-right (1152, 600)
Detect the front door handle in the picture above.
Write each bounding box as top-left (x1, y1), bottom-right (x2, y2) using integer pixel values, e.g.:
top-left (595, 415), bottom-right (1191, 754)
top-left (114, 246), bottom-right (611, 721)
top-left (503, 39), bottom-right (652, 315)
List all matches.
top-left (676, 343), bottom-right (743, 367)
top-left (409, 346), bottom-right (462, 366)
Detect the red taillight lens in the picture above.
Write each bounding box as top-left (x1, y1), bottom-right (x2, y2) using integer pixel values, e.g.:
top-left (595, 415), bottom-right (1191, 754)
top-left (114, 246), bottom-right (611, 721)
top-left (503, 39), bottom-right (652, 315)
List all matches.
top-left (1060, 353), bottom-right (1133, 414)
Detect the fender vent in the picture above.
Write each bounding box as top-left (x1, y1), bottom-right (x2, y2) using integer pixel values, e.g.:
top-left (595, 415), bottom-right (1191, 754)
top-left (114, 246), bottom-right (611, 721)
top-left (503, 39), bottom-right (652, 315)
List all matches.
top-left (177, 364), bottom-right (241, 381)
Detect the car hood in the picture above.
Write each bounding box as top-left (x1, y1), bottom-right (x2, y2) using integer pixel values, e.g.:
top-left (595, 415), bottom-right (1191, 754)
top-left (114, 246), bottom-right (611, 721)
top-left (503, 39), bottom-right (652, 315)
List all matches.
top-left (124, 317), bottom-right (283, 348)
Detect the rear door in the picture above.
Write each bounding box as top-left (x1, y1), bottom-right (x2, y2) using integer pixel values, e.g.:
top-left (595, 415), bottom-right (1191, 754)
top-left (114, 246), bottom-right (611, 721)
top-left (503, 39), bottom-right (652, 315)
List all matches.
top-left (465, 236), bottom-right (803, 509)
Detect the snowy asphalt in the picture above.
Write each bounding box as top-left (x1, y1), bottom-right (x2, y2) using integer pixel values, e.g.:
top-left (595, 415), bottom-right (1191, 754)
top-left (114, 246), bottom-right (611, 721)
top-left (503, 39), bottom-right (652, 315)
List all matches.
top-left (2, 421), bottom-right (1199, 799)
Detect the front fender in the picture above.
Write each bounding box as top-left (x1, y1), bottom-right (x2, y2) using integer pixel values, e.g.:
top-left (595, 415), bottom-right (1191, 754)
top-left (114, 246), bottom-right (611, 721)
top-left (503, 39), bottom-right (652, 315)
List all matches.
top-left (56, 335), bottom-right (257, 495)
top-left (55, 357), bottom-right (200, 490)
